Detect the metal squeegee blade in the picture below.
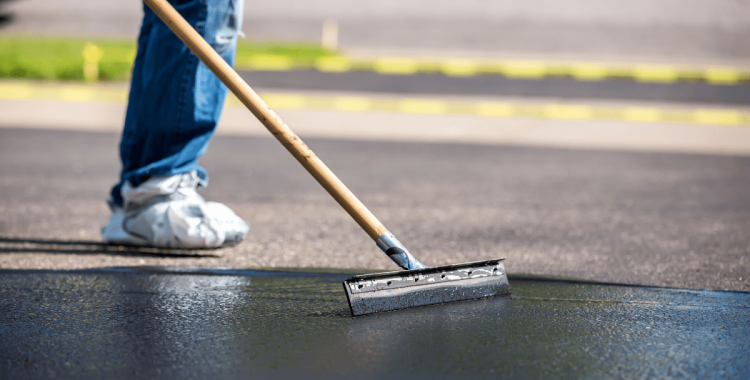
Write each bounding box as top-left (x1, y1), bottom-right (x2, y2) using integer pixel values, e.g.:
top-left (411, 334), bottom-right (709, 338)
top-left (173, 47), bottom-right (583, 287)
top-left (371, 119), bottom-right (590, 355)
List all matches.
top-left (343, 258), bottom-right (510, 316)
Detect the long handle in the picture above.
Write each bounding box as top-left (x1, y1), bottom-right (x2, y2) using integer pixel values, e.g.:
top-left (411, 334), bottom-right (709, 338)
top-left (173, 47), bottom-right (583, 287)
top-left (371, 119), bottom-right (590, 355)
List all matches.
top-left (143, 0), bottom-right (426, 269)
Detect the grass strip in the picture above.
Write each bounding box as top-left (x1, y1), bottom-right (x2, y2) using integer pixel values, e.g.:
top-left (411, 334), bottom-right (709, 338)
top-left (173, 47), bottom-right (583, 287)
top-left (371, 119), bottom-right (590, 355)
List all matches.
top-left (0, 36), bottom-right (337, 81)
top-left (0, 37), bottom-right (135, 81)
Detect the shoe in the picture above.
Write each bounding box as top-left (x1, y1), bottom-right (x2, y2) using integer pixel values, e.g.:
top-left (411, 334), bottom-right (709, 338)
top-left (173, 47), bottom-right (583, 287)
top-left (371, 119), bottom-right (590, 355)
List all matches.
top-left (102, 171), bottom-right (250, 248)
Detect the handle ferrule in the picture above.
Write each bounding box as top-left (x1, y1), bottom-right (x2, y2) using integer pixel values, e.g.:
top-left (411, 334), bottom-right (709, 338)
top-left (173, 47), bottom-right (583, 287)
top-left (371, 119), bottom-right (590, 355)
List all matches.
top-left (376, 232), bottom-right (428, 270)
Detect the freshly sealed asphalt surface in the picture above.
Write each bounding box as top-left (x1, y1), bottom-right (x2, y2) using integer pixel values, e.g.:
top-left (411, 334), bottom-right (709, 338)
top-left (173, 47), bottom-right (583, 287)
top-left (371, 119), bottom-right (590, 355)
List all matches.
top-left (1, 267), bottom-right (748, 379)
top-left (240, 70), bottom-right (750, 106)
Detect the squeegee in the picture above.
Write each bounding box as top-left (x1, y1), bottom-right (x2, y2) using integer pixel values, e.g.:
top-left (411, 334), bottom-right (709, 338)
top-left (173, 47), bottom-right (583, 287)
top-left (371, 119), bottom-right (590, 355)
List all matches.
top-left (144, 0), bottom-right (511, 316)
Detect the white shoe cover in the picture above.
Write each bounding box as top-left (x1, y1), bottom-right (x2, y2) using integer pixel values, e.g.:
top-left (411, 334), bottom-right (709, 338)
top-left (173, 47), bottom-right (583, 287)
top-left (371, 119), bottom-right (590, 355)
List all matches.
top-left (101, 171), bottom-right (249, 248)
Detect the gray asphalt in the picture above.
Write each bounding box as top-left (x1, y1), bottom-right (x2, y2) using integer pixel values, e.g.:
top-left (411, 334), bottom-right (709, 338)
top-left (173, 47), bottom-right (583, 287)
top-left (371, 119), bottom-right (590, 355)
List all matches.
top-left (1, 267), bottom-right (748, 379)
top-left (1, 127), bottom-right (748, 291)
top-left (1, 0), bottom-right (748, 64)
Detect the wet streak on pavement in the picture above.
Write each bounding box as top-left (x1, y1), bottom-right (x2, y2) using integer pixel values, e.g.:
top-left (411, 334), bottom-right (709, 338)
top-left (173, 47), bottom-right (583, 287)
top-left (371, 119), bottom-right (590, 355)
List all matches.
top-left (240, 70), bottom-right (750, 105)
top-left (1, 268), bottom-right (748, 379)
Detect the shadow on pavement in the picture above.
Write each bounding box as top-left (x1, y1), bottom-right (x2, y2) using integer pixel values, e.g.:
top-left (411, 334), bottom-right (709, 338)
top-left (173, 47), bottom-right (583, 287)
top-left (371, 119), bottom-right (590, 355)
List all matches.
top-left (0, 236), bottom-right (220, 258)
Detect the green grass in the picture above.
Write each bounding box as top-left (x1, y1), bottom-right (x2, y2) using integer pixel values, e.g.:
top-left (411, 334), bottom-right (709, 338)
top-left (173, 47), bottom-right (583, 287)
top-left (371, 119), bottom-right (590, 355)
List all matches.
top-left (0, 36), bottom-right (337, 82)
top-left (236, 41), bottom-right (337, 63)
top-left (0, 37), bottom-right (135, 81)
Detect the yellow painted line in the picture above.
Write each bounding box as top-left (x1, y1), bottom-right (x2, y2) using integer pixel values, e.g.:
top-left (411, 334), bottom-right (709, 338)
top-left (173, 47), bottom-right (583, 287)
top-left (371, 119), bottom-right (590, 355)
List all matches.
top-left (262, 93), bottom-right (306, 109)
top-left (399, 98), bottom-right (447, 114)
top-left (332, 96), bottom-right (370, 112)
top-left (440, 60), bottom-right (480, 77)
top-left (704, 67), bottom-right (741, 85)
top-left (241, 54), bottom-right (294, 71)
top-left (0, 82), bottom-right (128, 102)
top-left (632, 65), bottom-right (680, 83)
top-left (249, 94), bottom-right (750, 128)
top-left (314, 56), bottom-right (352, 72)
top-left (372, 58), bottom-right (420, 75)
top-left (692, 109), bottom-right (744, 126)
top-left (623, 107), bottom-right (663, 123)
top-left (569, 63), bottom-right (610, 81)
top-left (476, 102), bottom-right (515, 117)
top-left (1, 81), bottom-right (749, 127)
top-left (233, 55), bottom-right (750, 85)
top-left (0, 82), bottom-right (35, 99)
top-left (544, 104), bottom-right (593, 120)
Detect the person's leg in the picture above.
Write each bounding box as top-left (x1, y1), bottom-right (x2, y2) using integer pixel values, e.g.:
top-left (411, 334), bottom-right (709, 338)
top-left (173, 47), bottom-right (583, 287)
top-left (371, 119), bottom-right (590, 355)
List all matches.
top-left (103, 0), bottom-right (248, 248)
top-left (112, 0), bottom-right (244, 204)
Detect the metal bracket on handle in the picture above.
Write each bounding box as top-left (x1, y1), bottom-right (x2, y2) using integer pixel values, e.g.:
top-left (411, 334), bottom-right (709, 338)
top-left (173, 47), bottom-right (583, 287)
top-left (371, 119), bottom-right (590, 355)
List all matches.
top-left (376, 232), bottom-right (428, 270)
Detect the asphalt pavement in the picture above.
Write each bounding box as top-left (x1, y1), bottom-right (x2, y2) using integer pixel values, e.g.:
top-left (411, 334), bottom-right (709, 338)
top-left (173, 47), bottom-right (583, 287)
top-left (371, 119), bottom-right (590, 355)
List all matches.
top-left (1, 127), bottom-right (748, 291)
top-left (1, 2), bottom-right (749, 377)
top-left (2, 267), bottom-right (748, 379)
top-left (2, 2), bottom-right (750, 379)
top-left (1, 14), bottom-right (749, 289)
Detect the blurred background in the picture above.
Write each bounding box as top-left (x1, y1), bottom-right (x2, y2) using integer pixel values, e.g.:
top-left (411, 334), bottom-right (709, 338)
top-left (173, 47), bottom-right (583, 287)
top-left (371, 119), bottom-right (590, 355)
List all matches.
top-left (0, 0), bottom-right (748, 291)
top-left (1, 0), bottom-right (748, 148)
top-left (1, 0), bottom-right (749, 63)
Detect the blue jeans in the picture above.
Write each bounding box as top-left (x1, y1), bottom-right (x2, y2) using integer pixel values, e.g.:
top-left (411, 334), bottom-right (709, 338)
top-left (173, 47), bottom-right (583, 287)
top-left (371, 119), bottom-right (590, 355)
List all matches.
top-left (111, 0), bottom-right (244, 206)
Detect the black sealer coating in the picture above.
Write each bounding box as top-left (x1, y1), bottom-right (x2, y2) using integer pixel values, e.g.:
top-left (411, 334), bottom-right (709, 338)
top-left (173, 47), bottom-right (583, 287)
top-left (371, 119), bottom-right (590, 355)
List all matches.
top-left (1, 267), bottom-right (748, 379)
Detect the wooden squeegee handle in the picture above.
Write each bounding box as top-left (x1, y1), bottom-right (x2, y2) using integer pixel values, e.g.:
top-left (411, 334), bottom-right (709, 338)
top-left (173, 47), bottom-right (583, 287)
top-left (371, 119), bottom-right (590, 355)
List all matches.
top-left (143, 0), bottom-right (387, 240)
